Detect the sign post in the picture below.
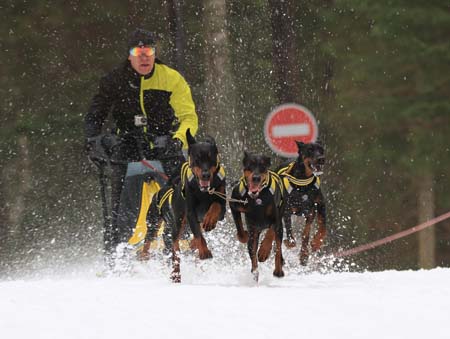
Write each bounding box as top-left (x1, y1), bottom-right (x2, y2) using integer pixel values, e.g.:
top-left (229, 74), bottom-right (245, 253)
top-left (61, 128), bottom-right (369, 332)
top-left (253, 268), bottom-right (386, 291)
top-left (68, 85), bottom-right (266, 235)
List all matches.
top-left (264, 103), bottom-right (318, 158)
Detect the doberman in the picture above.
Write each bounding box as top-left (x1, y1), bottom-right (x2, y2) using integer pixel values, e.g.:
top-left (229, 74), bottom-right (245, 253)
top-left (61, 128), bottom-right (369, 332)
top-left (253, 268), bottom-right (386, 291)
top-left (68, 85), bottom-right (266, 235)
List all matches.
top-left (142, 129), bottom-right (226, 282)
top-left (229, 152), bottom-right (284, 281)
top-left (277, 141), bottom-right (326, 266)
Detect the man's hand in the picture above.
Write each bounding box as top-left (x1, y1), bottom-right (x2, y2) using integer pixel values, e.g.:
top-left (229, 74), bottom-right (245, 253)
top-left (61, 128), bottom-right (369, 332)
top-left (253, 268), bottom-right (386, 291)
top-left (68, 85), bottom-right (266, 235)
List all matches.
top-left (86, 136), bottom-right (108, 167)
top-left (162, 137), bottom-right (183, 158)
top-left (168, 137), bottom-right (183, 154)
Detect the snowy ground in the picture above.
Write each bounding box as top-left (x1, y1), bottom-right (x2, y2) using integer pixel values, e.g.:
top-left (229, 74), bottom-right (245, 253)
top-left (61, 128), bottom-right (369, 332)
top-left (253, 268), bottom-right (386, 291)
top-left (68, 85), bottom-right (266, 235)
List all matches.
top-left (1, 252), bottom-right (450, 339)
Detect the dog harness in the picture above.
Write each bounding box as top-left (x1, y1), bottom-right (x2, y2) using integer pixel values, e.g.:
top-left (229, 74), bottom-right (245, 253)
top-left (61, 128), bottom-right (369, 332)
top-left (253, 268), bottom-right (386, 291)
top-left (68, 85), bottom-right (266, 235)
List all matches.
top-left (238, 170), bottom-right (283, 205)
top-left (278, 162), bottom-right (321, 194)
top-left (157, 187), bottom-right (174, 212)
top-left (180, 161), bottom-right (226, 198)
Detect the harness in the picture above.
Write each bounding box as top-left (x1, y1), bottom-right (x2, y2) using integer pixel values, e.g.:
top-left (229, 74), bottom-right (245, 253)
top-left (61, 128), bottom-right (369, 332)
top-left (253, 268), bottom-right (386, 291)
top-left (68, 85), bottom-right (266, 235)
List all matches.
top-left (278, 162), bottom-right (321, 194)
top-left (157, 187), bottom-right (174, 212)
top-left (180, 161), bottom-right (225, 199)
top-left (238, 170), bottom-right (283, 206)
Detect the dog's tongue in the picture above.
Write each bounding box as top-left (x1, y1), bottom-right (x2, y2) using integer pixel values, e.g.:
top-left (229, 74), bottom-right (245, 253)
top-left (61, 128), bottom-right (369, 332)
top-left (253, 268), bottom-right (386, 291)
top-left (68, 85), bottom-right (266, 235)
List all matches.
top-left (199, 179), bottom-right (210, 190)
top-left (249, 182), bottom-right (260, 194)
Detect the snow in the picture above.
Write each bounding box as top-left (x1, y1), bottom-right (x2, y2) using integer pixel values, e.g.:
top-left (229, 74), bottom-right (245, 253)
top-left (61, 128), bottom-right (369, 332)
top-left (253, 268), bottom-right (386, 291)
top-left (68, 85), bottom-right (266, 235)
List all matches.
top-left (1, 257), bottom-right (450, 339)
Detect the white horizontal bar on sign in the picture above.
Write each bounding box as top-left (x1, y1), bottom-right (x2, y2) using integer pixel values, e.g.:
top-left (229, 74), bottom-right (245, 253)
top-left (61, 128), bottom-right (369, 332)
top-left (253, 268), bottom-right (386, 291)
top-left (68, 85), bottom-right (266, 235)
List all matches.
top-left (272, 123), bottom-right (310, 138)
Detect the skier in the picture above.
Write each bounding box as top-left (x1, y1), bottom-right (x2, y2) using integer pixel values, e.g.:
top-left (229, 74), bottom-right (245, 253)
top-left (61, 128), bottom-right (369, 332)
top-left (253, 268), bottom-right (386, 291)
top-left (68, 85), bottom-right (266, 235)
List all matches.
top-left (84, 28), bottom-right (198, 267)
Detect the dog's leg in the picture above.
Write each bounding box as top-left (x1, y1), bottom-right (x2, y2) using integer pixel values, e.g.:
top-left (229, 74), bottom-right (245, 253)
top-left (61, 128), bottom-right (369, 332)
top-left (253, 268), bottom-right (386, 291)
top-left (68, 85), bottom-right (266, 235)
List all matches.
top-left (139, 195), bottom-right (162, 261)
top-left (283, 212), bottom-right (296, 248)
top-left (273, 205), bottom-right (285, 277)
top-left (258, 228), bottom-right (274, 262)
top-left (247, 228), bottom-right (260, 281)
top-left (300, 214), bottom-right (314, 266)
top-left (171, 241), bottom-right (181, 283)
top-left (190, 235), bottom-right (213, 260)
top-left (230, 204), bottom-right (248, 243)
top-left (171, 216), bottom-right (183, 283)
top-left (202, 202), bottom-right (222, 232)
top-left (273, 232), bottom-right (285, 277)
top-left (186, 200), bottom-right (212, 260)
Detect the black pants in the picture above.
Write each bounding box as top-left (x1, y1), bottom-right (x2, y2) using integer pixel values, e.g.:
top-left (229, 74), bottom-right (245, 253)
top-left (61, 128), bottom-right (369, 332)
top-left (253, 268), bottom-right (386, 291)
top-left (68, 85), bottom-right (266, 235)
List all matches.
top-left (104, 156), bottom-right (183, 257)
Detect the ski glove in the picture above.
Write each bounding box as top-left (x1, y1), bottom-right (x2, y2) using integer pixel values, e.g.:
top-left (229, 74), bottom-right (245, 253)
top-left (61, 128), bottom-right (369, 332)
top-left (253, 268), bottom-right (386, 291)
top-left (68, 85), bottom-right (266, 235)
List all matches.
top-left (153, 136), bottom-right (183, 159)
top-left (86, 135), bottom-right (109, 167)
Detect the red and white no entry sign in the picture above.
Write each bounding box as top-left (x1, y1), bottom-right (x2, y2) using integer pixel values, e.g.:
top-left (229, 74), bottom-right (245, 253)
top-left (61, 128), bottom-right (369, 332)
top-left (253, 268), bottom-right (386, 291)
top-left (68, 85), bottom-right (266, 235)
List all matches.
top-left (264, 103), bottom-right (318, 158)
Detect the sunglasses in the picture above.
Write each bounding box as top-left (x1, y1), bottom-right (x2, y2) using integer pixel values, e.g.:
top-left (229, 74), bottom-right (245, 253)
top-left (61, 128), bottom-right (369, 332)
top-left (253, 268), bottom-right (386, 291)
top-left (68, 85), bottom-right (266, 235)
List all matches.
top-left (129, 46), bottom-right (155, 57)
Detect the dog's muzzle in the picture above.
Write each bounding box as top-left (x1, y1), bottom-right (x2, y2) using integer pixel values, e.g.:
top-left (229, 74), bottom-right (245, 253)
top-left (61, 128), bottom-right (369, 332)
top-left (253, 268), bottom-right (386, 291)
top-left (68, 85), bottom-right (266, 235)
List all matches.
top-left (198, 172), bottom-right (211, 192)
top-left (248, 180), bottom-right (262, 199)
top-left (311, 157), bottom-right (325, 176)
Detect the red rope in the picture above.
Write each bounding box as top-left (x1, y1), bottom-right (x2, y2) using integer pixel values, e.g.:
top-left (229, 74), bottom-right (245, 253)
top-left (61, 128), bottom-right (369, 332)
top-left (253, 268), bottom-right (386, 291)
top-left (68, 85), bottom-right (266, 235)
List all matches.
top-left (333, 211), bottom-right (450, 258)
top-left (140, 159), bottom-right (169, 181)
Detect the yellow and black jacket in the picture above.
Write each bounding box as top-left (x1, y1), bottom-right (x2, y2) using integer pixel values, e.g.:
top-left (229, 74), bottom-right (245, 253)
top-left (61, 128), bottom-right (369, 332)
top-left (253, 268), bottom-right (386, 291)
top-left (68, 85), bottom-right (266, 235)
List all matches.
top-left (85, 59), bottom-right (198, 161)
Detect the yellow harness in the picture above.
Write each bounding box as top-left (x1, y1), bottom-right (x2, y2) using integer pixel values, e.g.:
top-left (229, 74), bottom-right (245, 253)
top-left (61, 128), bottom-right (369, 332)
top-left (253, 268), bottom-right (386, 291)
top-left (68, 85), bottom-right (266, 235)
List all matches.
top-left (180, 161), bottom-right (225, 198)
top-left (238, 171), bottom-right (283, 205)
top-left (278, 162), bottom-right (320, 194)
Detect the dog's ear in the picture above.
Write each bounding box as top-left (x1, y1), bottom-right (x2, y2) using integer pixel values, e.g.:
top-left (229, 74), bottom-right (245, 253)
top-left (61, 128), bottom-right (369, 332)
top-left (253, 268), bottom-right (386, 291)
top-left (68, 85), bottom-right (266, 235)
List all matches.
top-left (295, 140), bottom-right (305, 151)
top-left (295, 140), bottom-right (307, 156)
top-left (263, 155), bottom-right (271, 168)
top-left (204, 135), bottom-right (216, 147)
top-left (243, 150), bottom-right (250, 166)
top-left (186, 128), bottom-right (196, 146)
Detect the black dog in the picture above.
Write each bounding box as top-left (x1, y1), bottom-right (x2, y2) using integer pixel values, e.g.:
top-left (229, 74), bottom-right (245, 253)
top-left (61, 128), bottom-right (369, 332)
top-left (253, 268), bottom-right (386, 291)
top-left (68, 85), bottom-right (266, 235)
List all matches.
top-left (142, 129), bottom-right (226, 282)
top-left (278, 141), bottom-right (326, 266)
top-left (229, 152), bottom-right (284, 281)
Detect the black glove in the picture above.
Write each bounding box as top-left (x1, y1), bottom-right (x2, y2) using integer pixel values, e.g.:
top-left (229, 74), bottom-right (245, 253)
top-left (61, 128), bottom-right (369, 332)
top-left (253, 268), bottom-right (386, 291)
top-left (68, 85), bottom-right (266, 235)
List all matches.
top-left (85, 135), bottom-right (109, 167)
top-left (154, 136), bottom-right (182, 159)
top-left (167, 137), bottom-right (183, 155)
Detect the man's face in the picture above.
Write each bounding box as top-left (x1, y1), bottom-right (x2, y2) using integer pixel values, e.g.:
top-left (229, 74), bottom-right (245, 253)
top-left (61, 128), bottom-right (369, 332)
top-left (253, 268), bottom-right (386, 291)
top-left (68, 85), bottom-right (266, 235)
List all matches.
top-left (128, 45), bottom-right (156, 75)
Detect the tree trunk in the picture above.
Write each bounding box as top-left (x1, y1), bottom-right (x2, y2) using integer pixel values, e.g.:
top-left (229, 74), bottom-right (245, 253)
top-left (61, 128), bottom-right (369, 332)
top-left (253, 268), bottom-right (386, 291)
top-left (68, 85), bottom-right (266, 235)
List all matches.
top-left (268, 0), bottom-right (299, 103)
top-left (417, 171), bottom-right (435, 269)
top-left (203, 0), bottom-right (240, 178)
top-left (167, 0), bottom-right (186, 73)
top-left (127, 1), bottom-right (142, 29)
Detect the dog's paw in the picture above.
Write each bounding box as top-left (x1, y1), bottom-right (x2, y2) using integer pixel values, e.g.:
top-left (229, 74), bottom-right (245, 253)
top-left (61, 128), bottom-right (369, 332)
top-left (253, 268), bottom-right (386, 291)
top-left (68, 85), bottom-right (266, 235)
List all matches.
top-left (300, 250), bottom-right (309, 266)
top-left (202, 221), bottom-right (217, 232)
top-left (311, 235), bottom-right (325, 252)
top-left (252, 269), bottom-right (259, 282)
top-left (273, 268), bottom-right (285, 278)
top-left (199, 248), bottom-right (213, 260)
top-left (170, 271), bottom-right (181, 283)
top-left (137, 250), bottom-right (150, 262)
top-left (202, 214), bottom-right (218, 232)
top-left (258, 247), bottom-right (271, 262)
top-left (237, 231), bottom-right (249, 243)
top-left (284, 237), bottom-right (297, 248)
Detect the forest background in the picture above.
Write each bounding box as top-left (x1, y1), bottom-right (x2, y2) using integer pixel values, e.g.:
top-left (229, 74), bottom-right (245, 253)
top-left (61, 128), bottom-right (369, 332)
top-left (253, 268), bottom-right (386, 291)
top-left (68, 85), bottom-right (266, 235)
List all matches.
top-left (1, 0), bottom-right (449, 277)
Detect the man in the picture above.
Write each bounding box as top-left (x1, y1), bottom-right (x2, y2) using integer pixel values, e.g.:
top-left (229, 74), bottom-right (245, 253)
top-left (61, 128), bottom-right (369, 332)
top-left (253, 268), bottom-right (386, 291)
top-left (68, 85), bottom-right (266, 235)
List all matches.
top-left (85, 28), bottom-right (198, 263)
